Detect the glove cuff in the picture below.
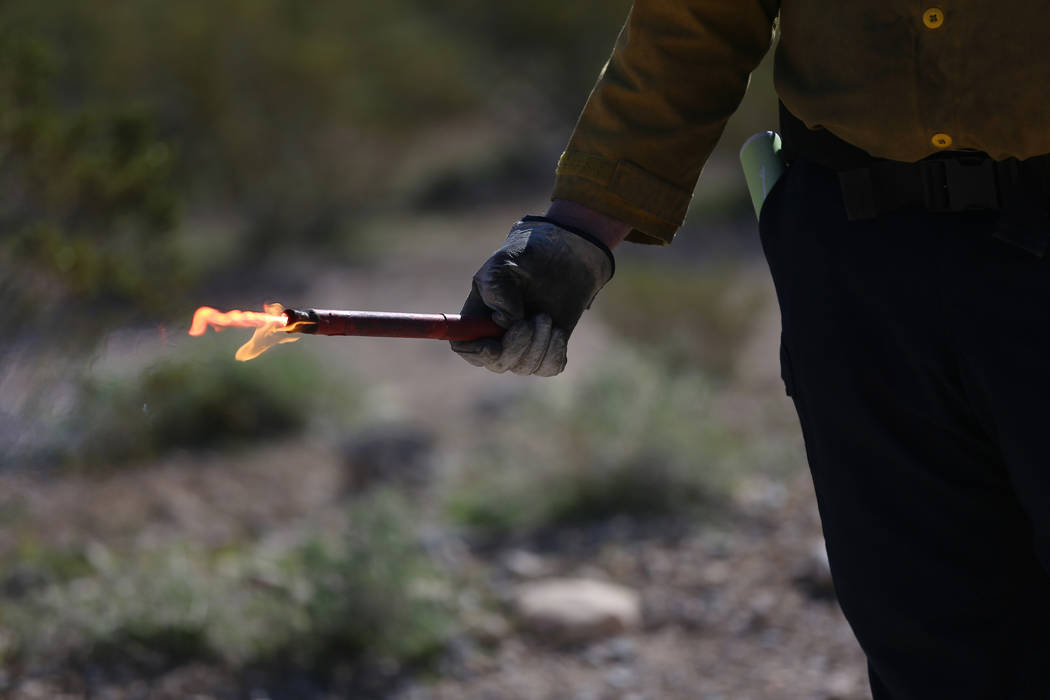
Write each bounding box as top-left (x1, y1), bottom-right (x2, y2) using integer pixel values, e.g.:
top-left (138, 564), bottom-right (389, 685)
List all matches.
top-left (520, 215), bottom-right (615, 279)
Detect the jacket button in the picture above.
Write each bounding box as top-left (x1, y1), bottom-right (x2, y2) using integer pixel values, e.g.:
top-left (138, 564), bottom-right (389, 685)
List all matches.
top-left (923, 8), bottom-right (944, 29)
top-left (932, 133), bottom-right (953, 148)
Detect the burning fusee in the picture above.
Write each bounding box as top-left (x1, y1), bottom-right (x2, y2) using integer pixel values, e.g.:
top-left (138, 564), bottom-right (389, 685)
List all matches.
top-left (188, 303), bottom-right (506, 361)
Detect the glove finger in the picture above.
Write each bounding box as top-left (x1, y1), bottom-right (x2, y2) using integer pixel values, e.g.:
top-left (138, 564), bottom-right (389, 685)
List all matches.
top-left (535, 327), bottom-right (569, 377)
top-left (450, 338), bottom-right (503, 368)
top-left (459, 282), bottom-right (494, 319)
top-left (510, 314), bottom-right (553, 375)
top-left (475, 265), bottom-right (526, 327)
top-left (488, 319), bottom-right (533, 373)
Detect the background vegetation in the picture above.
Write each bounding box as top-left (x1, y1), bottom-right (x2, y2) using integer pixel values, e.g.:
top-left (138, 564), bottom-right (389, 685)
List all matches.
top-left (0, 0), bottom-right (645, 343)
top-left (0, 0), bottom-right (775, 345)
top-left (0, 3), bottom-right (852, 699)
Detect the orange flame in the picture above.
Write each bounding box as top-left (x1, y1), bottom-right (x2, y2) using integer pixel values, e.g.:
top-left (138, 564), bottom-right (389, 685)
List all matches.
top-left (235, 303), bottom-right (305, 361)
top-left (188, 306), bottom-right (287, 336)
top-left (188, 303), bottom-right (301, 361)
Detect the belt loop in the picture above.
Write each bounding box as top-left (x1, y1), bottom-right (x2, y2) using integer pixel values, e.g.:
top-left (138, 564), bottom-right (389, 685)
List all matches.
top-left (919, 161), bottom-right (949, 212)
top-left (994, 157), bottom-right (1021, 196)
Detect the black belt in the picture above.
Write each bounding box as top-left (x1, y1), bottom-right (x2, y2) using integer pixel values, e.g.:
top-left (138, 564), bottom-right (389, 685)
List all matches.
top-left (836, 157), bottom-right (1023, 219)
top-left (779, 103), bottom-right (1050, 257)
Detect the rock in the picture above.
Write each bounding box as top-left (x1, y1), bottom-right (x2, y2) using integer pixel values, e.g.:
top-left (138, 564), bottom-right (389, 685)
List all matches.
top-left (824, 668), bottom-right (861, 699)
top-left (701, 559), bottom-right (732, 585)
top-left (339, 423), bottom-right (435, 493)
top-left (501, 549), bottom-right (551, 579)
top-left (584, 636), bottom-right (637, 666)
top-left (793, 538), bottom-right (836, 601)
top-left (1, 564), bottom-right (48, 598)
top-left (642, 590), bottom-right (710, 631)
top-left (604, 664), bottom-right (637, 690)
top-left (464, 610), bottom-right (511, 645)
top-left (513, 578), bottom-right (641, 644)
top-left (735, 476), bottom-right (788, 513)
top-left (732, 589), bottom-right (779, 636)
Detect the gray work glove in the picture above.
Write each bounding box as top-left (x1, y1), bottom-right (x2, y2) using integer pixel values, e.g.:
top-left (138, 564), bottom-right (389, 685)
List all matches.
top-left (451, 216), bottom-right (614, 376)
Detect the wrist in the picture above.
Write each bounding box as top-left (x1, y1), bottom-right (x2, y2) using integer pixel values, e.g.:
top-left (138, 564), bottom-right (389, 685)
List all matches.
top-left (545, 199), bottom-right (632, 250)
top-left (519, 215), bottom-right (615, 279)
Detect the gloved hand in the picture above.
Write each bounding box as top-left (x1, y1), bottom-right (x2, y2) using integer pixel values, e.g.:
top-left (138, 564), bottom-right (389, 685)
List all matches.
top-left (451, 216), bottom-right (614, 376)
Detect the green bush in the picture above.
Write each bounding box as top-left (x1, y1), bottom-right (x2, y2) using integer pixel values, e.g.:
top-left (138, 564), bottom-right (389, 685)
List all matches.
top-left (266, 491), bottom-right (454, 667)
top-left (0, 30), bottom-right (181, 348)
top-left (597, 261), bottom-right (767, 378)
top-left (445, 350), bottom-right (762, 538)
top-left (0, 1), bottom-right (632, 258)
top-left (58, 347), bottom-right (326, 468)
top-left (2, 491), bottom-right (455, 672)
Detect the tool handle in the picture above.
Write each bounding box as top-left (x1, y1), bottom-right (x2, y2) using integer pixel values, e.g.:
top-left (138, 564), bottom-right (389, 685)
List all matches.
top-left (441, 314), bottom-right (507, 341)
top-left (284, 309), bottom-right (505, 340)
top-left (740, 131), bottom-right (786, 220)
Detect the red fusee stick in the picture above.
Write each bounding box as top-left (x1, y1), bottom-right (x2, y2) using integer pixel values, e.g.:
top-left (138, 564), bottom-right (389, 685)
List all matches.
top-left (282, 309), bottom-right (505, 341)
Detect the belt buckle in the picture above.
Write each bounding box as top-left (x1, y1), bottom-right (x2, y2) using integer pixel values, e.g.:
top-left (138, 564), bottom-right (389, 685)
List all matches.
top-left (921, 157), bottom-right (998, 212)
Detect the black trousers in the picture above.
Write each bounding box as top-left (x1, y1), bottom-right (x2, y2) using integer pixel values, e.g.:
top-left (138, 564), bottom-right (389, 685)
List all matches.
top-left (759, 157), bottom-right (1050, 699)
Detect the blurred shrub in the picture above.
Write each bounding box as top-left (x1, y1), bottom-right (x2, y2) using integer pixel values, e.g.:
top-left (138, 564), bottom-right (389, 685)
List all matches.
top-left (255, 490), bottom-right (454, 669)
top-left (424, 0), bottom-right (632, 113)
top-left (0, 0), bottom-right (631, 262)
top-left (57, 348), bottom-right (325, 468)
top-left (445, 351), bottom-right (755, 538)
top-left (0, 540), bottom-right (93, 599)
top-left (0, 30), bottom-right (181, 348)
top-left (2, 491), bottom-right (454, 674)
top-left (597, 261), bottom-right (767, 377)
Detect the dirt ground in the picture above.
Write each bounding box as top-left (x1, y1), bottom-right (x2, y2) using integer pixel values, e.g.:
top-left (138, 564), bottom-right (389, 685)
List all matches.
top-left (396, 469), bottom-right (870, 700)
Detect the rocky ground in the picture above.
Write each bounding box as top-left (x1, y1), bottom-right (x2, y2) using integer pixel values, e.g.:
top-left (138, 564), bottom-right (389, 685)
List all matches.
top-left (398, 471), bottom-right (870, 700)
top-left (2, 465), bottom-right (869, 700)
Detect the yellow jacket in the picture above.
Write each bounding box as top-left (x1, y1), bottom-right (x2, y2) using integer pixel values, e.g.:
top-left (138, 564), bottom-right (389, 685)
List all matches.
top-left (553, 1), bottom-right (1050, 244)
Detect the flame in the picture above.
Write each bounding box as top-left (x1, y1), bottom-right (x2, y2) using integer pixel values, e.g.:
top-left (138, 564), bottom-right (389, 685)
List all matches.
top-left (235, 303), bottom-right (304, 361)
top-left (188, 306), bottom-right (287, 336)
top-left (188, 303), bottom-right (301, 361)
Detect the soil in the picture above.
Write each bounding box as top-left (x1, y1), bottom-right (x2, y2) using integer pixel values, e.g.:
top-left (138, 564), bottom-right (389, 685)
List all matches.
top-left (396, 470), bottom-right (870, 700)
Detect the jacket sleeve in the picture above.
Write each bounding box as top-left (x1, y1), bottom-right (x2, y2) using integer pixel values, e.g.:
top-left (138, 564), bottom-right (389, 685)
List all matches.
top-left (552, 0), bottom-right (779, 244)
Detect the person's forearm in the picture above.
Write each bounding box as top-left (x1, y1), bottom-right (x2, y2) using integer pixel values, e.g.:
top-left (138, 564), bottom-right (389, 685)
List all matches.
top-left (545, 199), bottom-right (632, 250)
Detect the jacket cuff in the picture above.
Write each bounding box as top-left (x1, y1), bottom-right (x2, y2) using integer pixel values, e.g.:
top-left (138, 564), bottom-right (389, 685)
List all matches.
top-left (552, 150), bottom-right (692, 245)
